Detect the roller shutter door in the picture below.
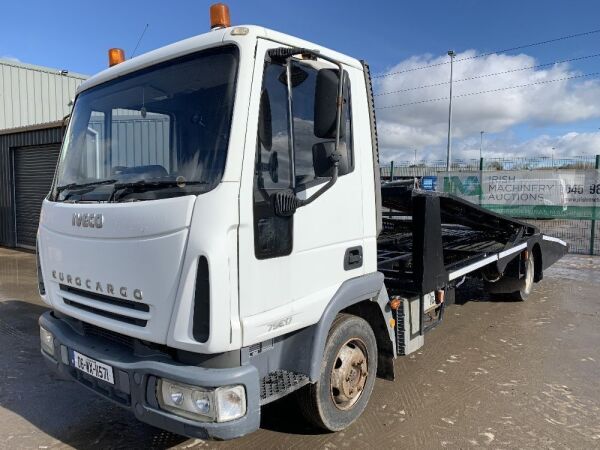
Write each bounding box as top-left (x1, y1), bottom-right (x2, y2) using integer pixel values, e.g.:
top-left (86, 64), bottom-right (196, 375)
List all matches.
top-left (14, 145), bottom-right (60, 249)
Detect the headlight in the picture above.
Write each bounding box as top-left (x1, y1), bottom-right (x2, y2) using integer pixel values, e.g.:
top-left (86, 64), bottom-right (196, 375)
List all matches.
top-left (157, 379), bottom-right (246, 422)
top-left (40, 327), bottom-right (54, 356)
top-left (192, 390), bottom-right (212, 416)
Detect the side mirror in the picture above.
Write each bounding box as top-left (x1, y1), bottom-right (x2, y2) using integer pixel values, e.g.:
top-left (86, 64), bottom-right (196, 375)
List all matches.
top-left (258, 88), bottom-right (272, 150)
top-left (314, 69), bottom-right (345, 139)
top-left (313, 141), bottom-right (350, 177)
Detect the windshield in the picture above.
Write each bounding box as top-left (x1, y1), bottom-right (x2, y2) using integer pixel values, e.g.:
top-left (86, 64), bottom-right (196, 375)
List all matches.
top-left (53, 45), bottom-right (239, 202)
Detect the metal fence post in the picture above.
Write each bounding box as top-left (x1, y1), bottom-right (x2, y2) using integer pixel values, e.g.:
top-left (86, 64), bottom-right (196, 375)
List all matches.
top-left (479, 157), bottom-right (484, 206)
top-left (590, 154), bottom-right (600, 255)
top-left (390, 161), bottom-right (394, 182)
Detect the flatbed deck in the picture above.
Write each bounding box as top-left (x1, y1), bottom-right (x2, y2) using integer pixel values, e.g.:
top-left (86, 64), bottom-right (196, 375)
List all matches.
top-left (376, 183), bottom-right (569, 356)
top-left (377, 183), bottom-right (567, 297)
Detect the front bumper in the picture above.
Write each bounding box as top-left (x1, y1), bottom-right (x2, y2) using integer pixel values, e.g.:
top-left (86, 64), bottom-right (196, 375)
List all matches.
top-left (39, 312), bottom-right (260, 440)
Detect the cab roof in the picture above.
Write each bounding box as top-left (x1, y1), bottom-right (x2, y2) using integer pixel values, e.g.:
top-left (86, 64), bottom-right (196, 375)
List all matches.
top-left (76, 25), bottom-right (363, 95)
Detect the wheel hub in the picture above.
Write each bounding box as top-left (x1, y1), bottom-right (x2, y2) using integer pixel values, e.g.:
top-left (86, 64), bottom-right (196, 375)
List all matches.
top-left (330, 338), bottom-right (368, 410)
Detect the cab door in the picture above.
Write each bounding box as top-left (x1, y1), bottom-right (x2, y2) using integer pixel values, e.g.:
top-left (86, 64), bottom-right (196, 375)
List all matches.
top-left (238, 40), bottom-right (365, 345)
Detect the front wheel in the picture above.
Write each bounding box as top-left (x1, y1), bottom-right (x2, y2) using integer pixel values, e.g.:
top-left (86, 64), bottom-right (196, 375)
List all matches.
top-left (298, 313), bottom-right (377, 431)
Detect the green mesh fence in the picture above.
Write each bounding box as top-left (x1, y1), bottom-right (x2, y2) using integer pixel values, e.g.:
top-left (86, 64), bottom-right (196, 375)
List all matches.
top-left (381, 155), bottom-right (600, 255)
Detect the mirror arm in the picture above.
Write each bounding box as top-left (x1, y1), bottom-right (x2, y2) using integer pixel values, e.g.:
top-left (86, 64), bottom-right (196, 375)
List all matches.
top-left (272, 164), bottom-right (338, 217)
top-left (270, 48), bottom-right (345, 217)
top-left (297, 163), bottom-right (339, 208)
top-left (286, 58), bottom-right (297, 191)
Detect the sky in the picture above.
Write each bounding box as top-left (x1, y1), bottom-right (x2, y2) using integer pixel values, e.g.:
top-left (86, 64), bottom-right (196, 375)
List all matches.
top-left (2, 0), bottom-right (600, 162)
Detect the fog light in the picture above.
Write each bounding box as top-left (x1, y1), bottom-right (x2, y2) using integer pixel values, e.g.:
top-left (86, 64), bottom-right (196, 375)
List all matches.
top-left (40, 327), bottom-right (54, 356)
top-left (215, 385), bottom-right (246, 422)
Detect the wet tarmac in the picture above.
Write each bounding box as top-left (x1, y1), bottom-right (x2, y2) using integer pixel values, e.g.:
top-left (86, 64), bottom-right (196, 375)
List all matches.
top-left (0, 247), bottom-right (599, 449)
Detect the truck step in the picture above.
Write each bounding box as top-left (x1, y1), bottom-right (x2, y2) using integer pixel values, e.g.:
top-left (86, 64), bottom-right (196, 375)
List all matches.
top-left (259, 370), bottom-right (310, 405)
top-left (393, 297), bottom-right (425, 356)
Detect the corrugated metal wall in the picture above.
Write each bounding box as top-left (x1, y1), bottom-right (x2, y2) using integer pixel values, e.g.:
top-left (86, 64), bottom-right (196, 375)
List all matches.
top-left (0, 118), bottom-right (170, 248)
top-left (89, 115), bottom-right (171, 169)
top-left (0, 126), bottom-right (64, 247)
top-left (0, 59), bottom-right (87, 130)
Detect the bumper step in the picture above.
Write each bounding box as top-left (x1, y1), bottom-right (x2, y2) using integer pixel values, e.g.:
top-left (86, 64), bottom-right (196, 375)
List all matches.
top-left (259, 370), bottom-right (309, 405)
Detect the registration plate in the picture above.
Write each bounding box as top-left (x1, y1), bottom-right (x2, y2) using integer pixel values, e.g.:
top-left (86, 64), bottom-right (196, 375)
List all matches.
top-left (71, 350), bottom-right (114, 384)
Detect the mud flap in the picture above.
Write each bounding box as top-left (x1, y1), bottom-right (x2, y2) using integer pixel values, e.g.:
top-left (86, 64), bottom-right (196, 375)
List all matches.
top-left (485, 276), bottom-right (526, 294)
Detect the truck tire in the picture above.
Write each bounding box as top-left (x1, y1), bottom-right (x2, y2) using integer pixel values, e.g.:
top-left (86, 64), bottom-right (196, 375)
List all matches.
top-left (484, 252), bottom-right (535, 301)
top-left (510, 252), bottom-right (535, 301)
top-left (298, 313), bottom-right (378, 431)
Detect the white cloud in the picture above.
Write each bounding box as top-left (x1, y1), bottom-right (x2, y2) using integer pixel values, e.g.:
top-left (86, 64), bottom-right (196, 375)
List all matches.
top-left (1, 55), bottom-right (21, 63)
top-left (374, 50), bottom-right (600, 161)
top-left (471, 131), bottom-right (600, 159)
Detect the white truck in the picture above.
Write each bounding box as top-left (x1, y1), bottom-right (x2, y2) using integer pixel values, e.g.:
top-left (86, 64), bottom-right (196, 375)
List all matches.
top-left (37, 4), bottom-right (567, 440)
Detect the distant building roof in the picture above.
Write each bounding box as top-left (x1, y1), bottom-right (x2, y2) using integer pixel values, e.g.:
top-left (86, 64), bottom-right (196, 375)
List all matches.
top-left (0, 120), bottom-right (63, 136)
top-left (0, 58), bottom-right (88, 131)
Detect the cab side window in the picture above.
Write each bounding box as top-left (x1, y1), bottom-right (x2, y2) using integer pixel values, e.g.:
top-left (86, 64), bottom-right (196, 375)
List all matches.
top-left (253, 62), bottom-right (293, 259)
top-left (253, 58), bottom-right (354, 259)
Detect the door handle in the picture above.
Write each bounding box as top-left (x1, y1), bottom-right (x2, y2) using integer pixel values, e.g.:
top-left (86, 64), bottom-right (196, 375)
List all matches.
top-left (344, 246), bottom-right (363, 270)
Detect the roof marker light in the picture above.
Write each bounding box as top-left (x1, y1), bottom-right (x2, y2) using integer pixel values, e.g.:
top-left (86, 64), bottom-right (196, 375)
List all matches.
top-left (230, 27), bottom-right (249, 36)
top-left (108, 48), bottom-right (125, 67)
top-left (210, 3), bottom-right (231, 29)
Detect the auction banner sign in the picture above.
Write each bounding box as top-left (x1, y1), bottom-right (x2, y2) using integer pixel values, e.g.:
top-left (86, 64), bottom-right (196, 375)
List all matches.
top-left (438, 170), bottom-right (600, 219)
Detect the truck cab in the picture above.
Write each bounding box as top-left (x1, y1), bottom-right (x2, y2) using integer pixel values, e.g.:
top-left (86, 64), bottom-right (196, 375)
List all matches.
top-left (38, 16), bottom-right (385, 439)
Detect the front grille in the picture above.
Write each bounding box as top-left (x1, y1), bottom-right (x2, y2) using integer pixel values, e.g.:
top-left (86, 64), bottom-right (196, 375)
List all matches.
top-left (62, 299), bottom-right (147, 327)
top-left (60, 284), bottom-right (149, 312)
top-left (248, 339), bottom-right (274, 357)
top-left (59, 284), bottom-right (149, 327)
top-left (82, 322), bottom-right (135, 349)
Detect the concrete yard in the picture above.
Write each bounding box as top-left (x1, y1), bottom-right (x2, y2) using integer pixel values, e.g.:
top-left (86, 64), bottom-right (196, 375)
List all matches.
top-left (0, 247), bottom-right (598, 449)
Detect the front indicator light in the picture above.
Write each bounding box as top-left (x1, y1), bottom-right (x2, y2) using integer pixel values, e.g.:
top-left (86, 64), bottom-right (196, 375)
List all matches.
top-left (215, 385), bottom-right (246, 422)
top-left (40, 327), bottom-right (54, 356)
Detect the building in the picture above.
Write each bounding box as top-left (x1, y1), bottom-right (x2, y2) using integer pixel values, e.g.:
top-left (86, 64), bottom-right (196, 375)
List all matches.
top-left (0, 59), bottom-right (87, 249)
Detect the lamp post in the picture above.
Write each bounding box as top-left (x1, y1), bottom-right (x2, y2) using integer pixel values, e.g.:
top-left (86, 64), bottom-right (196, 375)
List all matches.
top-left (479, 131), bottom-right (484, 160)
top-left (446, 50), bottom-right (456, 172)
top-left (414, 148), bottom-right (417, 165)
top-left (551, 147), bottom-right (556, 168)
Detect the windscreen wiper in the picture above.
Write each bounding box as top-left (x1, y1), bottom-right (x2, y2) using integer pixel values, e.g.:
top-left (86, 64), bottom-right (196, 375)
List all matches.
top-left (55, 179), bottom-right (118, 194)
top-left (108, 179), bottom-right (208, 202)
